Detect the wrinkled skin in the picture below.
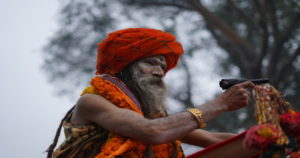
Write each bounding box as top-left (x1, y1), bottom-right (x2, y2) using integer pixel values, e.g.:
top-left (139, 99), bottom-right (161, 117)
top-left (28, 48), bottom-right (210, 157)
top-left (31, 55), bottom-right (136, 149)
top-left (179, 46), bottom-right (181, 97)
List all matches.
top-left (71, 55), bottom-right (255, 147)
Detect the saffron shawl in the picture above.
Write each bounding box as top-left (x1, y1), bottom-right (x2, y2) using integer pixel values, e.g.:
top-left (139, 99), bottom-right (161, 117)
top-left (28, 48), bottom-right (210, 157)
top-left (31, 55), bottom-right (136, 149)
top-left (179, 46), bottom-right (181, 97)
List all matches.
top-left (81, 75), bottom-right (184, 158)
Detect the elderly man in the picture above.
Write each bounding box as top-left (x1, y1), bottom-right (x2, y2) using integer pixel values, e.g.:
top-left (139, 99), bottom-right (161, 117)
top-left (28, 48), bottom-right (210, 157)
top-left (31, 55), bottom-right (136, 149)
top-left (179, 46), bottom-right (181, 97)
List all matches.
top-left (47, 28), bottom-right (254, 158)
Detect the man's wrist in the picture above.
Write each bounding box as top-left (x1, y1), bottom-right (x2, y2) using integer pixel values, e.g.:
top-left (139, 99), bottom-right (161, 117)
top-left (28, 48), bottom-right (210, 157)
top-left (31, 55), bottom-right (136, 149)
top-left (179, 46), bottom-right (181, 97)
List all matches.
top-left (209, 98), bottom-right (229, 112)
top-left (197, 99), bottom-right (227, 122)
top-left (187, 108), bottom-right (206, 128)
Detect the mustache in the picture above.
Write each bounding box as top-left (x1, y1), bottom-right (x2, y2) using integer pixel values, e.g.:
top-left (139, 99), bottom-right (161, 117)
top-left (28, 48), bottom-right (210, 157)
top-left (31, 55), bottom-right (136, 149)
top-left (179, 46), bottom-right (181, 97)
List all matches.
top-left (139, 75), bottom-right (165, 87)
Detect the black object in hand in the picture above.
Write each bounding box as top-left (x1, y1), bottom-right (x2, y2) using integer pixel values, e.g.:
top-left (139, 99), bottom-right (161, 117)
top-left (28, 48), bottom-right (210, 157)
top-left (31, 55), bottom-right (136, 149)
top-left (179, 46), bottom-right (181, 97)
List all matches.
top-left (219, 79), bottom-right (269, 90)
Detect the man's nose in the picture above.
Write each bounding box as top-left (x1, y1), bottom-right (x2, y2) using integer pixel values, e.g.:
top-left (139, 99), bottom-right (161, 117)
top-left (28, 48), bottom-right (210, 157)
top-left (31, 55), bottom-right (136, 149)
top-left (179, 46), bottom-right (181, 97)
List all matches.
top-left (152, 67), bottom-right (164, 77)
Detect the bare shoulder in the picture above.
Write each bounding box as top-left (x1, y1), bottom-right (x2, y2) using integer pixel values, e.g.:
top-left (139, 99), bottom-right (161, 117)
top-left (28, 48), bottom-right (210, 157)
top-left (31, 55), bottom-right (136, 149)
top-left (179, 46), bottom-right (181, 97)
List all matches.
top-left (71, 93), bottom-right (116, 124)
top-left (77, 94), bottom-right (107, 111)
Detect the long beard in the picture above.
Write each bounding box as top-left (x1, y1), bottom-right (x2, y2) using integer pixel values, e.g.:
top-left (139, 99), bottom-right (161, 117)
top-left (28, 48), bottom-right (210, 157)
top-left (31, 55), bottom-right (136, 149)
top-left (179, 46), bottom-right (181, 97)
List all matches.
top-left (117, 65), bottom-right (167, 118)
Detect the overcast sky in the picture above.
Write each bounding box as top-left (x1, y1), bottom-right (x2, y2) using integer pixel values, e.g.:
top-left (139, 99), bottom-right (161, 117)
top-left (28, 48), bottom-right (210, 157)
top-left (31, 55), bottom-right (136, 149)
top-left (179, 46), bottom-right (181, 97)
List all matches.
top-left (0, 0), bottom-right (226, 157)
top-left (0, 0), bottom-right (73, 157)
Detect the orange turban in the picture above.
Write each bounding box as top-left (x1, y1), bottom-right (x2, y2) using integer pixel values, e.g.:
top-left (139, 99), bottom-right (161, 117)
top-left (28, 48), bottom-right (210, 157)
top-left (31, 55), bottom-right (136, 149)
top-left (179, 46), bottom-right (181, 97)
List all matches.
top-left (96, 28), bottom-right (184, 75)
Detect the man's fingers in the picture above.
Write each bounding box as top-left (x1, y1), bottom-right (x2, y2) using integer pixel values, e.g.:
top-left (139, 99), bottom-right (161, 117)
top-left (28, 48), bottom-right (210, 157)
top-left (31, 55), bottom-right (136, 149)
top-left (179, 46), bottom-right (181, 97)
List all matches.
top-left (238, 81), bottom-right (255, 89)
top-left (246, 90), bottom-right (251, 97)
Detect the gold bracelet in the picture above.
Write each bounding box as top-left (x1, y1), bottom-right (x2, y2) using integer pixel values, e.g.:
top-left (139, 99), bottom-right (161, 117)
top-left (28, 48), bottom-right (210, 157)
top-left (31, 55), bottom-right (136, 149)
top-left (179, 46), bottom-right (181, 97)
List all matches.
top-left (187, 108), bottom-right (206, 128)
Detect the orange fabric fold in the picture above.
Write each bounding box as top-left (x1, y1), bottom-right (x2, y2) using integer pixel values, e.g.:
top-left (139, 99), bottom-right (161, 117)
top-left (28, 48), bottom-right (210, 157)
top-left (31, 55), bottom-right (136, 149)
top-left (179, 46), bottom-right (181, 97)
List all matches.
top-left (81, 76), bottom-right (183, 158)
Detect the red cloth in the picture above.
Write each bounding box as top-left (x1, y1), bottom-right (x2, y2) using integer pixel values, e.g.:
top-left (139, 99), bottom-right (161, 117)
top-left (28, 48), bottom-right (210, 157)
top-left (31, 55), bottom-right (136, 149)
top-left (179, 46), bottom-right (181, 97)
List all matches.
top-left (187, 131), bottom-right (259, 158)
top-left (243, 124), bottom-right (279, 150)
top-left (96, 28), bottom-right (183, 75)
top-left (280, 111), bottom-right (300, 137)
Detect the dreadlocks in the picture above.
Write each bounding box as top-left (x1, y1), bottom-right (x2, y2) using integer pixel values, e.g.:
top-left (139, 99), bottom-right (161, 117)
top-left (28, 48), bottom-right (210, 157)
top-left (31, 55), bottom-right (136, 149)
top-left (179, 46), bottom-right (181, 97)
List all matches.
top-left (46, 106), bottom-right (75, 158)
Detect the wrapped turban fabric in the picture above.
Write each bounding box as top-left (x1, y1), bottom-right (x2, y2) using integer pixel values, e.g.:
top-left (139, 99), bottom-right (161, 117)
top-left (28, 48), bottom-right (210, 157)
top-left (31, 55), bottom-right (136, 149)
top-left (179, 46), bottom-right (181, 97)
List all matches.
top-left (96, 28), bottom-right (184, 75)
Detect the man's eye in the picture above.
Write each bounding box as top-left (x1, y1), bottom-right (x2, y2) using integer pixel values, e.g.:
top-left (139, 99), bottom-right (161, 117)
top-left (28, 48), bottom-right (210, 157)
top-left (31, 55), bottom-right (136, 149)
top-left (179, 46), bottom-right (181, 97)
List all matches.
top-left (161, 65), bottom-right (167, 70)
top-left (146, 61), bottom-right (155, 65)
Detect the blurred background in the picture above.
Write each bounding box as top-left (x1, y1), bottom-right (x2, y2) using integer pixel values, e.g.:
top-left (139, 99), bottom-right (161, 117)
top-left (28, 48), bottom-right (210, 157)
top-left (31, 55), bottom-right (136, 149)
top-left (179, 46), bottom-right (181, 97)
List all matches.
top-left (1, 0), bottom-right (299, 157)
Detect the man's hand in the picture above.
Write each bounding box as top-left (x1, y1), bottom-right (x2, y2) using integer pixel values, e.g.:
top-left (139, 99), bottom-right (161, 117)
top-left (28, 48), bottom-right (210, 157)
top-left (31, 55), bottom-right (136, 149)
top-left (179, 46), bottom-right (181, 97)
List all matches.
top-left (199, 81), bottom-right (255, 122)
top-left (216, 81), bottom-right (255, 111)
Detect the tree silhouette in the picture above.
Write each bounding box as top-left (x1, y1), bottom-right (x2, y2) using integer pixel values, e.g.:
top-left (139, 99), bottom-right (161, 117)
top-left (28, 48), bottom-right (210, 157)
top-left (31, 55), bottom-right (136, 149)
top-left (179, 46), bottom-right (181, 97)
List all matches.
top-left (43, 0), bottom-right (300, 132)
